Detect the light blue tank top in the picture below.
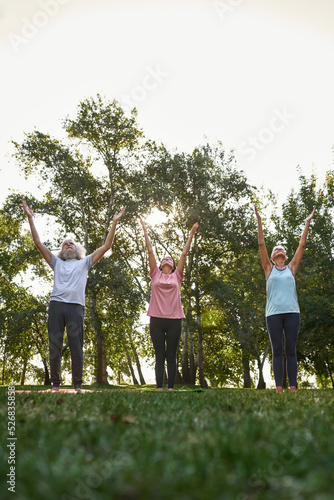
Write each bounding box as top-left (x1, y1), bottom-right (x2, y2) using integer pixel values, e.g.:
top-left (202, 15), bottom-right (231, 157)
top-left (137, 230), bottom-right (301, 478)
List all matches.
top-left (266, 265), bottom-right (300, 317)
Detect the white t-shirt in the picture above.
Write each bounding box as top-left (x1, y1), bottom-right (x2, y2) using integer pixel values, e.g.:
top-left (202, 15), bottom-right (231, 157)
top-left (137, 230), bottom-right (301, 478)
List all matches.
top-left (49, 254), bottom-right (92, 306)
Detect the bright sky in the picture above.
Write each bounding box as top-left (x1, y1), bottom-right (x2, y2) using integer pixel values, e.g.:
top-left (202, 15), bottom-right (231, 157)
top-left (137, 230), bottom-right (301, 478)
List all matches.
top-left (1, 0), bottom-right (334, 208)
top-left (1, 0), bottom-right (332, 386)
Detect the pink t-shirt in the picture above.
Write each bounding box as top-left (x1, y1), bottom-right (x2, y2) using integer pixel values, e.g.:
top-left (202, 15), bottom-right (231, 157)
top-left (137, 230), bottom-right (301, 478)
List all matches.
top-left (147, 266), bottom-right (185, 319)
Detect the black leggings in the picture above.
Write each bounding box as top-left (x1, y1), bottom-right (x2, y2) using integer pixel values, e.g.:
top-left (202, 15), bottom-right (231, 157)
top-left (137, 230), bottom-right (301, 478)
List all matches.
top-left (266, 313), bottom-right (300, 387)
top-left (150, 317), bottom-right (182, 388)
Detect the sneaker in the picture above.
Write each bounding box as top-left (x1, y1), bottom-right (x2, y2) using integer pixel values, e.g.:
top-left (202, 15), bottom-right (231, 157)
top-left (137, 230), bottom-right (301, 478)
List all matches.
top-left (52, 386), bottom-right (60, 393)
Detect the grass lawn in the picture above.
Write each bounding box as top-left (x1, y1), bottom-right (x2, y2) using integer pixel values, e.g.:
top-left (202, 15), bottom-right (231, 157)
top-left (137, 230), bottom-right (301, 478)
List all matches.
top-left (1, 385), bottom-right (333, 500)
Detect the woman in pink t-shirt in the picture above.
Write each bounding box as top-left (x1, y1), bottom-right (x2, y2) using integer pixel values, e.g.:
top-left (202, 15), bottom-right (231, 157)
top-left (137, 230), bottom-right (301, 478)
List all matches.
top-left (140, 220), bottom-right (199, 390)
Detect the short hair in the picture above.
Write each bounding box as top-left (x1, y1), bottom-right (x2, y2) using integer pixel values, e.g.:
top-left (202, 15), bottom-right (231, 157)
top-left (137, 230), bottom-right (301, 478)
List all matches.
top-left (270, 245), bottom-right (288, 261)
top-left (159, 256), bottom-right (176, 273)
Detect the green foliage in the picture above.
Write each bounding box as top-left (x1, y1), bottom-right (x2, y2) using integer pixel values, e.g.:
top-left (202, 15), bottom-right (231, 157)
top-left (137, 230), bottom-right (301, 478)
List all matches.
top-left (64, 95), bottom-right (143, 156)
top-left (201, 307), bottom-right (244, 387)
top-left (0, 280), bottom-right (49, 385)
top-left (0, 205), bottom-right (50, 385)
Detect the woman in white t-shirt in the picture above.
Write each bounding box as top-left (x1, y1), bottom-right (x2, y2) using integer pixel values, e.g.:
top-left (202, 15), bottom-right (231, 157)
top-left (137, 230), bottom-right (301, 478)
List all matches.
top-left (140, 219), bottom-right (199, 390)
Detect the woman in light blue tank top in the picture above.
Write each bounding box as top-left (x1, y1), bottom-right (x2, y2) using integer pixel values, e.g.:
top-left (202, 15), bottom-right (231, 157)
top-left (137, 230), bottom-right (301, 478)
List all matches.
top-left (254, 205), bottom-right (315, 392)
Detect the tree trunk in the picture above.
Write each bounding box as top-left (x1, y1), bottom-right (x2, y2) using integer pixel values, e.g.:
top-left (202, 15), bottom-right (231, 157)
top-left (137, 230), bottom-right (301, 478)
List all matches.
top-left (129, 332), bottom-right (146, 385)
top-left (194, 238), bottom-right (207, 389)
top-left (133, 347), bottom-right (146, 385)
top-left (43, 358), bottom-right (51, 385)
top-left (89, 295), bottom-right (108, 385)
top-left (325, 354), bottom-right (334, 389)
top-left (182, 299), bottom-right (197, 385)
top-left (197, 332), bottom-right (208, 388)
top-left (256, 360), bottom-right (266, 390)
top-left (21, 358), bottom-right (28, 385)
top-left (181, 322), bottom-right (190, 383)
top-left (189, 326), bottom-right (197, 384)
top-left (2, 342), bottom-right (6, 385)
top-left (242, 349), bottom-right (252, 388)
top-left (33, 322), bottom-right (50, 385)
top-left (175, 368), bottom-right (184, 385)
top-left (117, 364), bottom-right (121, 385)
top-left (124, 346), bottom-right (139, 385)
top-left (256, 342), bottom-right (270, 390)
top-left (181, 313), bottom-right (197, 384)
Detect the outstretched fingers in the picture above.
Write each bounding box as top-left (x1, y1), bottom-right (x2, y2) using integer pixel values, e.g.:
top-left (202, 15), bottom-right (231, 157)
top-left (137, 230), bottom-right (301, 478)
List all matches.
top-left (191, 222), bottom-right (199, 233)
top-left (113, 206), bottom-right (126, 221)
top-left (254, 205), bottom-right (261, 219)
top-left (306, 207), bottom-right (315, 222)
top-left (21, 199), bottom-right (33, 218)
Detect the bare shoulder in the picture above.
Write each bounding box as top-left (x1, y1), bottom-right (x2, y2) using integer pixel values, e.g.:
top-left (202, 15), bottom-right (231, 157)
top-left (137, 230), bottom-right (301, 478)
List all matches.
top-left (287, 262), bottom-right (296, 276)
top-left (265, 264), bottom-right (273, 280)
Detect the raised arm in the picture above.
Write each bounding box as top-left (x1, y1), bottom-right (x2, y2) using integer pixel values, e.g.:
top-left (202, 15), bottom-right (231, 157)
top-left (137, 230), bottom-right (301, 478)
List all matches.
top-left (254, 205), bottom-right (272, 279)
top-left (177, 222), bottom-right (199, 277)
top-left (22, 200), bottom-right (53, 265)
top-left (288, 208), bottom-right (315, 276)
top-left (91, 207), bottom-right (126, 265)
top-left (139, 219), bottom-right (156, 274)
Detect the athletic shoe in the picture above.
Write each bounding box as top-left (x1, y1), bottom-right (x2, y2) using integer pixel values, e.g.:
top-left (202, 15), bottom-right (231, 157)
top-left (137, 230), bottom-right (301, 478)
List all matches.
top-left (52, 386), bottom-right (60, 392)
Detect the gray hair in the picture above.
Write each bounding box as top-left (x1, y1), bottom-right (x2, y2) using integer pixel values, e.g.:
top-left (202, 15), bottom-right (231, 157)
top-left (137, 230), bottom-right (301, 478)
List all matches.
top-left (270, 245), bottom-right (288, 261)
top-left (57, 239), bottom-right (86, 261)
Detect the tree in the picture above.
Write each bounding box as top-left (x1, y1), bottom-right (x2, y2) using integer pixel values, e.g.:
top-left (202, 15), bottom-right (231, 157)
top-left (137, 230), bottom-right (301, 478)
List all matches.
top-left (0, 203), bottom-right (50, 385)
top-left (0, 277), bottom-right (50, 386)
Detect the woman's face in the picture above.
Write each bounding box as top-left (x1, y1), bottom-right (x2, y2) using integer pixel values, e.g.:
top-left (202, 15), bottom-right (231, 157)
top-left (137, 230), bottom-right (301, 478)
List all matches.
top-left (271, 245), bottom-right (287, 263)
top-left (160, 256), bottom-right (174, 274)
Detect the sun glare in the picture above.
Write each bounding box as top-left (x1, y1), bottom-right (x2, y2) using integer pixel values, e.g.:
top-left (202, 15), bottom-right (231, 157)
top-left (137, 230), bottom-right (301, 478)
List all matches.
top-left (145, 209), bottom-right (168, 227)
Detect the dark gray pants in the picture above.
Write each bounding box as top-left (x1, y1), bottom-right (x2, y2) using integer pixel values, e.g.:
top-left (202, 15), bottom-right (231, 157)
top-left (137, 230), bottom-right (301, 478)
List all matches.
top-left (150, 317), bottom-right (182, 389)
top-left (48, 301), bottom-right (85, 386)
top-left (266, 312), bottom-right (300, 387)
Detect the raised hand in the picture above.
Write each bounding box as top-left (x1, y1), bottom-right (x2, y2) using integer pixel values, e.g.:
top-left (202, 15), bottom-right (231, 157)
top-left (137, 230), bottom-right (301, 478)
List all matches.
top-left (139, 218), bottom-right (155, 271)
top-left (254, 205), bottom-right (261, 220)
top-left (306, 208), bottom-right (315, 222)
top-left (113, 206), bottom-right (126, 222)
top-left (191, 222), bottom-right (199, 235)
top-left (21, 200), bottom-right (53, 264)
top-left (22, 200), bottom-right (33, 219)
top-left (289, 207), bottom-right (315, 276)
